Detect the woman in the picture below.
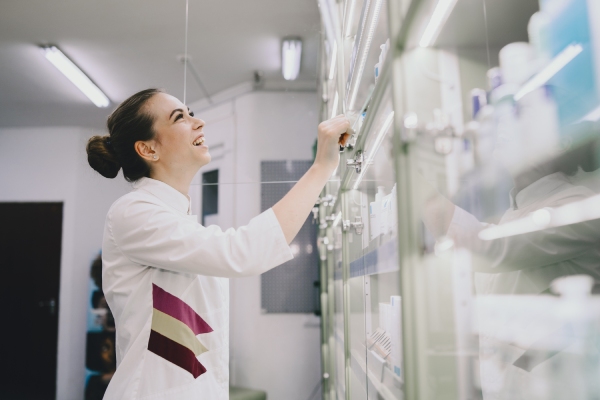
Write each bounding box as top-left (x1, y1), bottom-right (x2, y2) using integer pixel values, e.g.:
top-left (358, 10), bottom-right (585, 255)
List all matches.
top-left (86, 88), bottom-right (349, 399)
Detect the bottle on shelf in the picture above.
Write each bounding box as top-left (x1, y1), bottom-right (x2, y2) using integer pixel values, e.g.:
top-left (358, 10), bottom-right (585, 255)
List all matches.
top-left (369, 186), bottom-right (385, 242)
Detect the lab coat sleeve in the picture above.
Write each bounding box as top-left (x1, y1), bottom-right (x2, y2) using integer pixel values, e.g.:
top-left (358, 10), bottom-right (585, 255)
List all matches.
top-left (447, 203), bottom-right (600, 273)
top-left (108, 198), bottom-right (294, 277)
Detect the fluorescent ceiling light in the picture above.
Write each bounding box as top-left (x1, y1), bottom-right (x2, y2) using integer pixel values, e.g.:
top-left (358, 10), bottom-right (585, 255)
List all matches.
top-left (282, 38), bottom-right (302, 81)
top-left (514, 43), bottom-right (584, 100)
top-left (353, 111), bottom-right (394, 190)
top-left (419, 0), bottom-right (458, 48)
top-left (41, 45), bottom-right (110, 108)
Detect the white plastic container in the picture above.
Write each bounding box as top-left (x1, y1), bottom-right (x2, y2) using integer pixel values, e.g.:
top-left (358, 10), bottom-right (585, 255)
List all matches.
top-left (374, 39), bottom-right (390, 82)
top-left (390, 296), bottom-right (403, 378)
top-left (369, 186), bottom-right (385, 241)
top-left (499, 42), bottom-right (535, 85)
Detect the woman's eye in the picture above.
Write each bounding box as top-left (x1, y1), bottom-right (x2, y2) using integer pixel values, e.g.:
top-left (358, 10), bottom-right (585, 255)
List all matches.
top-left (174, 114), bottom-right (183, 121)
top-left (189, 111), bottom-right (195, 117)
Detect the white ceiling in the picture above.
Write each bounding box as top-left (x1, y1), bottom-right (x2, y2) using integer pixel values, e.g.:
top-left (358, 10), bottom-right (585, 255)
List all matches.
top-left (0, 0), bottom-right (321, 128)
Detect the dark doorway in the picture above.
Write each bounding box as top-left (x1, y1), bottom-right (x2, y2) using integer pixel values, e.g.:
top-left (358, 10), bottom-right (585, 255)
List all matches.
top-left (201, 169), bottom-right (219, 226)
top-left (0, 203), bottom-right (63, 400)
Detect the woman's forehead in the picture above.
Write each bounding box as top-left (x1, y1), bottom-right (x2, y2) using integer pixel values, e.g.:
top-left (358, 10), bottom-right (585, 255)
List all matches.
top-left (148, 93), bottom-right (184, 119)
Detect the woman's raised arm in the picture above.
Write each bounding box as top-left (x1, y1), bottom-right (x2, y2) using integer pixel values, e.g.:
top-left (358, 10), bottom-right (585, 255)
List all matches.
top-left (272, 115), bottom-right (350, 244)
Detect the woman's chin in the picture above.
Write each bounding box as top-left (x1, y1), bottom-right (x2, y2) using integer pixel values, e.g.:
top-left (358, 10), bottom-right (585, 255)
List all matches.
top-left (198, 153), bottom-right (211, 167)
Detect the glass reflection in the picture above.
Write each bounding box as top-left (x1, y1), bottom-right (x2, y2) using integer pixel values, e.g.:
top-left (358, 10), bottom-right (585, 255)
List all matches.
top-left (400, 0), bottom-right (600, 398)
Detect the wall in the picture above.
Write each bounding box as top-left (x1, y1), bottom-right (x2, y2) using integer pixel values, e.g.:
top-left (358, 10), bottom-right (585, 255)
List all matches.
top-left (190, 90), bottom-right (323, 400)
top-left (0, 127), bottom-right (131, 399)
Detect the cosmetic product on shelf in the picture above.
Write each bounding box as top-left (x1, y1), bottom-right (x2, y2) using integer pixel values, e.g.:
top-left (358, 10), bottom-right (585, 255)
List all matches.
top-left (390, 296), bottom-right (402, 378)
top-left (500, 42), bottom-right (535, 86)
top-left (470, 88), bottom-right (487, 120)
top-left (540, 0), bottom-right (600, 126)
top-left (381, 191), bottom-right (391, 236)
top-left (528, 11), bottom-right (552, 67)
top-left (390, 184), bottom-right (398, 236)
top-left (359, 191), bottom-right (371, 250)
top-left (486, 67), bottom-right (503, 92)
top-left (374, 38), bottom-right (390, 83)
top-left (369, 186), bottom-right (385, 241)
top-left (379, 301), bottom-right (391, 334)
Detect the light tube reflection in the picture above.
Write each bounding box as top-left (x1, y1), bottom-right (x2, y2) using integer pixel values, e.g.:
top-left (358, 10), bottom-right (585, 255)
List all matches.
top-left (332, 212), bottom-right (342, 227)
top-left (514, 43), bottom-right (583, 101)
top-left (479, 194), bottom-right (600, 241)
top-left (352, 111), bottom-right (394, 190)
top-left (419, 0), bottom-right (458, 48)
top-left (347, 0), bottom-right (384, 110)
top-left (329, 41), bottom-right (337, 80)
top-left (331, 92), bottom-right (339, 119)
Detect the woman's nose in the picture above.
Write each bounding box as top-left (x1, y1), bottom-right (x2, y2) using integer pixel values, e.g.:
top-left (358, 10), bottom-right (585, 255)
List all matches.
top-left (194, 118), bottom-right (205, 130)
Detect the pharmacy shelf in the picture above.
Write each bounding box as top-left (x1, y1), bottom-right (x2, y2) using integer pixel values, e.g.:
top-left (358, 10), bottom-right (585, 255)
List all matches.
top-left (348, 238), bottom-right (400, 279)
top-left (350, 348), bottom-right (403, 400)
top-left (330, 55), bottom-right (392, 213)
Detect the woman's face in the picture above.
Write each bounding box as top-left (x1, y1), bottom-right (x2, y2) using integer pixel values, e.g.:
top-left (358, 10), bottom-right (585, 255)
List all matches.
top-left (146, 92), bottom-right (210, 173)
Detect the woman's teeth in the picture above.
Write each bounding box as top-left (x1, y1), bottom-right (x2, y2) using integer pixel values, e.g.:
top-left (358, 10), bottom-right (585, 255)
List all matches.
top-left (193, 137), bottom-right (205, 146)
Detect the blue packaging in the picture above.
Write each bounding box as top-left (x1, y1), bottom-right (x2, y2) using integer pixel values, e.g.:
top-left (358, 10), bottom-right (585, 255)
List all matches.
top-left (540, 0), bottom-right (600, 127)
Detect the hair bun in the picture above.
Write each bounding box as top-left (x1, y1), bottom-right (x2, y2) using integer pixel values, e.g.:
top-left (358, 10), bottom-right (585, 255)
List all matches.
top-left (86, 135), bottom-right (121, 178)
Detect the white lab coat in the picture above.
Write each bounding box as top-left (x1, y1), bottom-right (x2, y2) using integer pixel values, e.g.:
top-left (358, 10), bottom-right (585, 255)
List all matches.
top-left (447, 172), bottom-right (600, 399)
top-left (101, 177), bottom-right (293, 400)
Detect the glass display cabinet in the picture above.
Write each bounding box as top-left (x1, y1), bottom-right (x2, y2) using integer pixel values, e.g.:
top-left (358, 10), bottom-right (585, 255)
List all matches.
top-left (317, 0), bottom-right (600, 399)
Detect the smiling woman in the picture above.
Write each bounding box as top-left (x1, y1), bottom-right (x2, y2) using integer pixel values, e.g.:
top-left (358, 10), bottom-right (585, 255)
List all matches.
top-left (84, 88), bottom-right (349, 399)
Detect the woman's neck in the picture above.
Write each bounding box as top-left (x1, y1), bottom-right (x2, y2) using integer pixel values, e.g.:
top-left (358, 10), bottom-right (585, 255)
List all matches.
top-left (150, 168), bottom-right (196, 197)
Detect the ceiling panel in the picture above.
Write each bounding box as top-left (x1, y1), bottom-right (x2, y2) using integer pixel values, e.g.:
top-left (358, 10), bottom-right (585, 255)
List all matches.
top-left (0, 0), bottom-right (320, 128)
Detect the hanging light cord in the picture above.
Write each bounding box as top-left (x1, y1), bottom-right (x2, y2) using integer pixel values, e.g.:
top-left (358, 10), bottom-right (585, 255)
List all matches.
top-left (183, 0), bottom-right (190, 104)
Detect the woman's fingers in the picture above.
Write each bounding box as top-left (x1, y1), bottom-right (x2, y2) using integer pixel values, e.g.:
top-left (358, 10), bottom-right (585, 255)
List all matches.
top-left (339, 132), bottom-right (350, 146)
top-left (319, 115), bottom-right (350, 140)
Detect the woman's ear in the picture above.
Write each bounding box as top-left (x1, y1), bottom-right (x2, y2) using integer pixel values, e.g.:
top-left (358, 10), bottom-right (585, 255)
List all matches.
top-left (134, 140), bottom-right (158, 162)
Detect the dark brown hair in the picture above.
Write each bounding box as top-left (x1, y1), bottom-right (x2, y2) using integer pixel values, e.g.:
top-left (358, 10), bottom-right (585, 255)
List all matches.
top-left (86, 88), bottom-right (162, 181)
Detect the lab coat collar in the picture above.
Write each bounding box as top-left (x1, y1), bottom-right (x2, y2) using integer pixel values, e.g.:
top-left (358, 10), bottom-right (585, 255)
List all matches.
top-left (509, 172), bottom-right (570, 210)
top-left (133, 177), bottom-right (192, 215)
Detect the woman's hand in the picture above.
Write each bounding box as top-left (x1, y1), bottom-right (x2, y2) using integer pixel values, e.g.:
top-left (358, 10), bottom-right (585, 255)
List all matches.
top-left (314, 115), bottom-right (350, 172)
top-left (272, 115), bottom-right (350, 244)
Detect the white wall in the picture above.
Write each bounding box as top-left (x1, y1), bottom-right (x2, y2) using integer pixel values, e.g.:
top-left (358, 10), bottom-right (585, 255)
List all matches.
top-left (190, 90), bottom-right (323, 400)
top-left (0, 127), bottom-right (131, 400)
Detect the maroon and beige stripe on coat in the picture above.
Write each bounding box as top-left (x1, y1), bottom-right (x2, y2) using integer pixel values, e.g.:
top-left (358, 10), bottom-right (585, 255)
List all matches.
top-left (148, 284), bottom-right (213, 378)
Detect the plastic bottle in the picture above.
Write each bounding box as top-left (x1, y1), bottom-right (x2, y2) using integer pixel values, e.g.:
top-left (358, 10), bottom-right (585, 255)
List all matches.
top-left (390, 184), bottom-right (398, 235)
top-left (369, 186), bottom-right (385, 241)
top-left (528, 11), bottom-right (552, 67)
top-left (499, 42), bottom-right (535, 85)
top-left (381, 193), bottom-right (391, 235)
top-left (390, 296), bottom-right (402, 378)
top-left (374, 39), bottom-right (390, 83)
top-left (518, 13), bottom-right (561, 165)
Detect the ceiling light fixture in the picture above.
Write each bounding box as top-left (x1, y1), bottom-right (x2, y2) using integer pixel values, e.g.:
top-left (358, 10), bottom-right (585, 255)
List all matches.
top-left (40, 45), bottom-right (110, 108)
top-left (419, 0), bottom-right (458, 48)
top-left (282, 38), bottom-right (302, 81)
